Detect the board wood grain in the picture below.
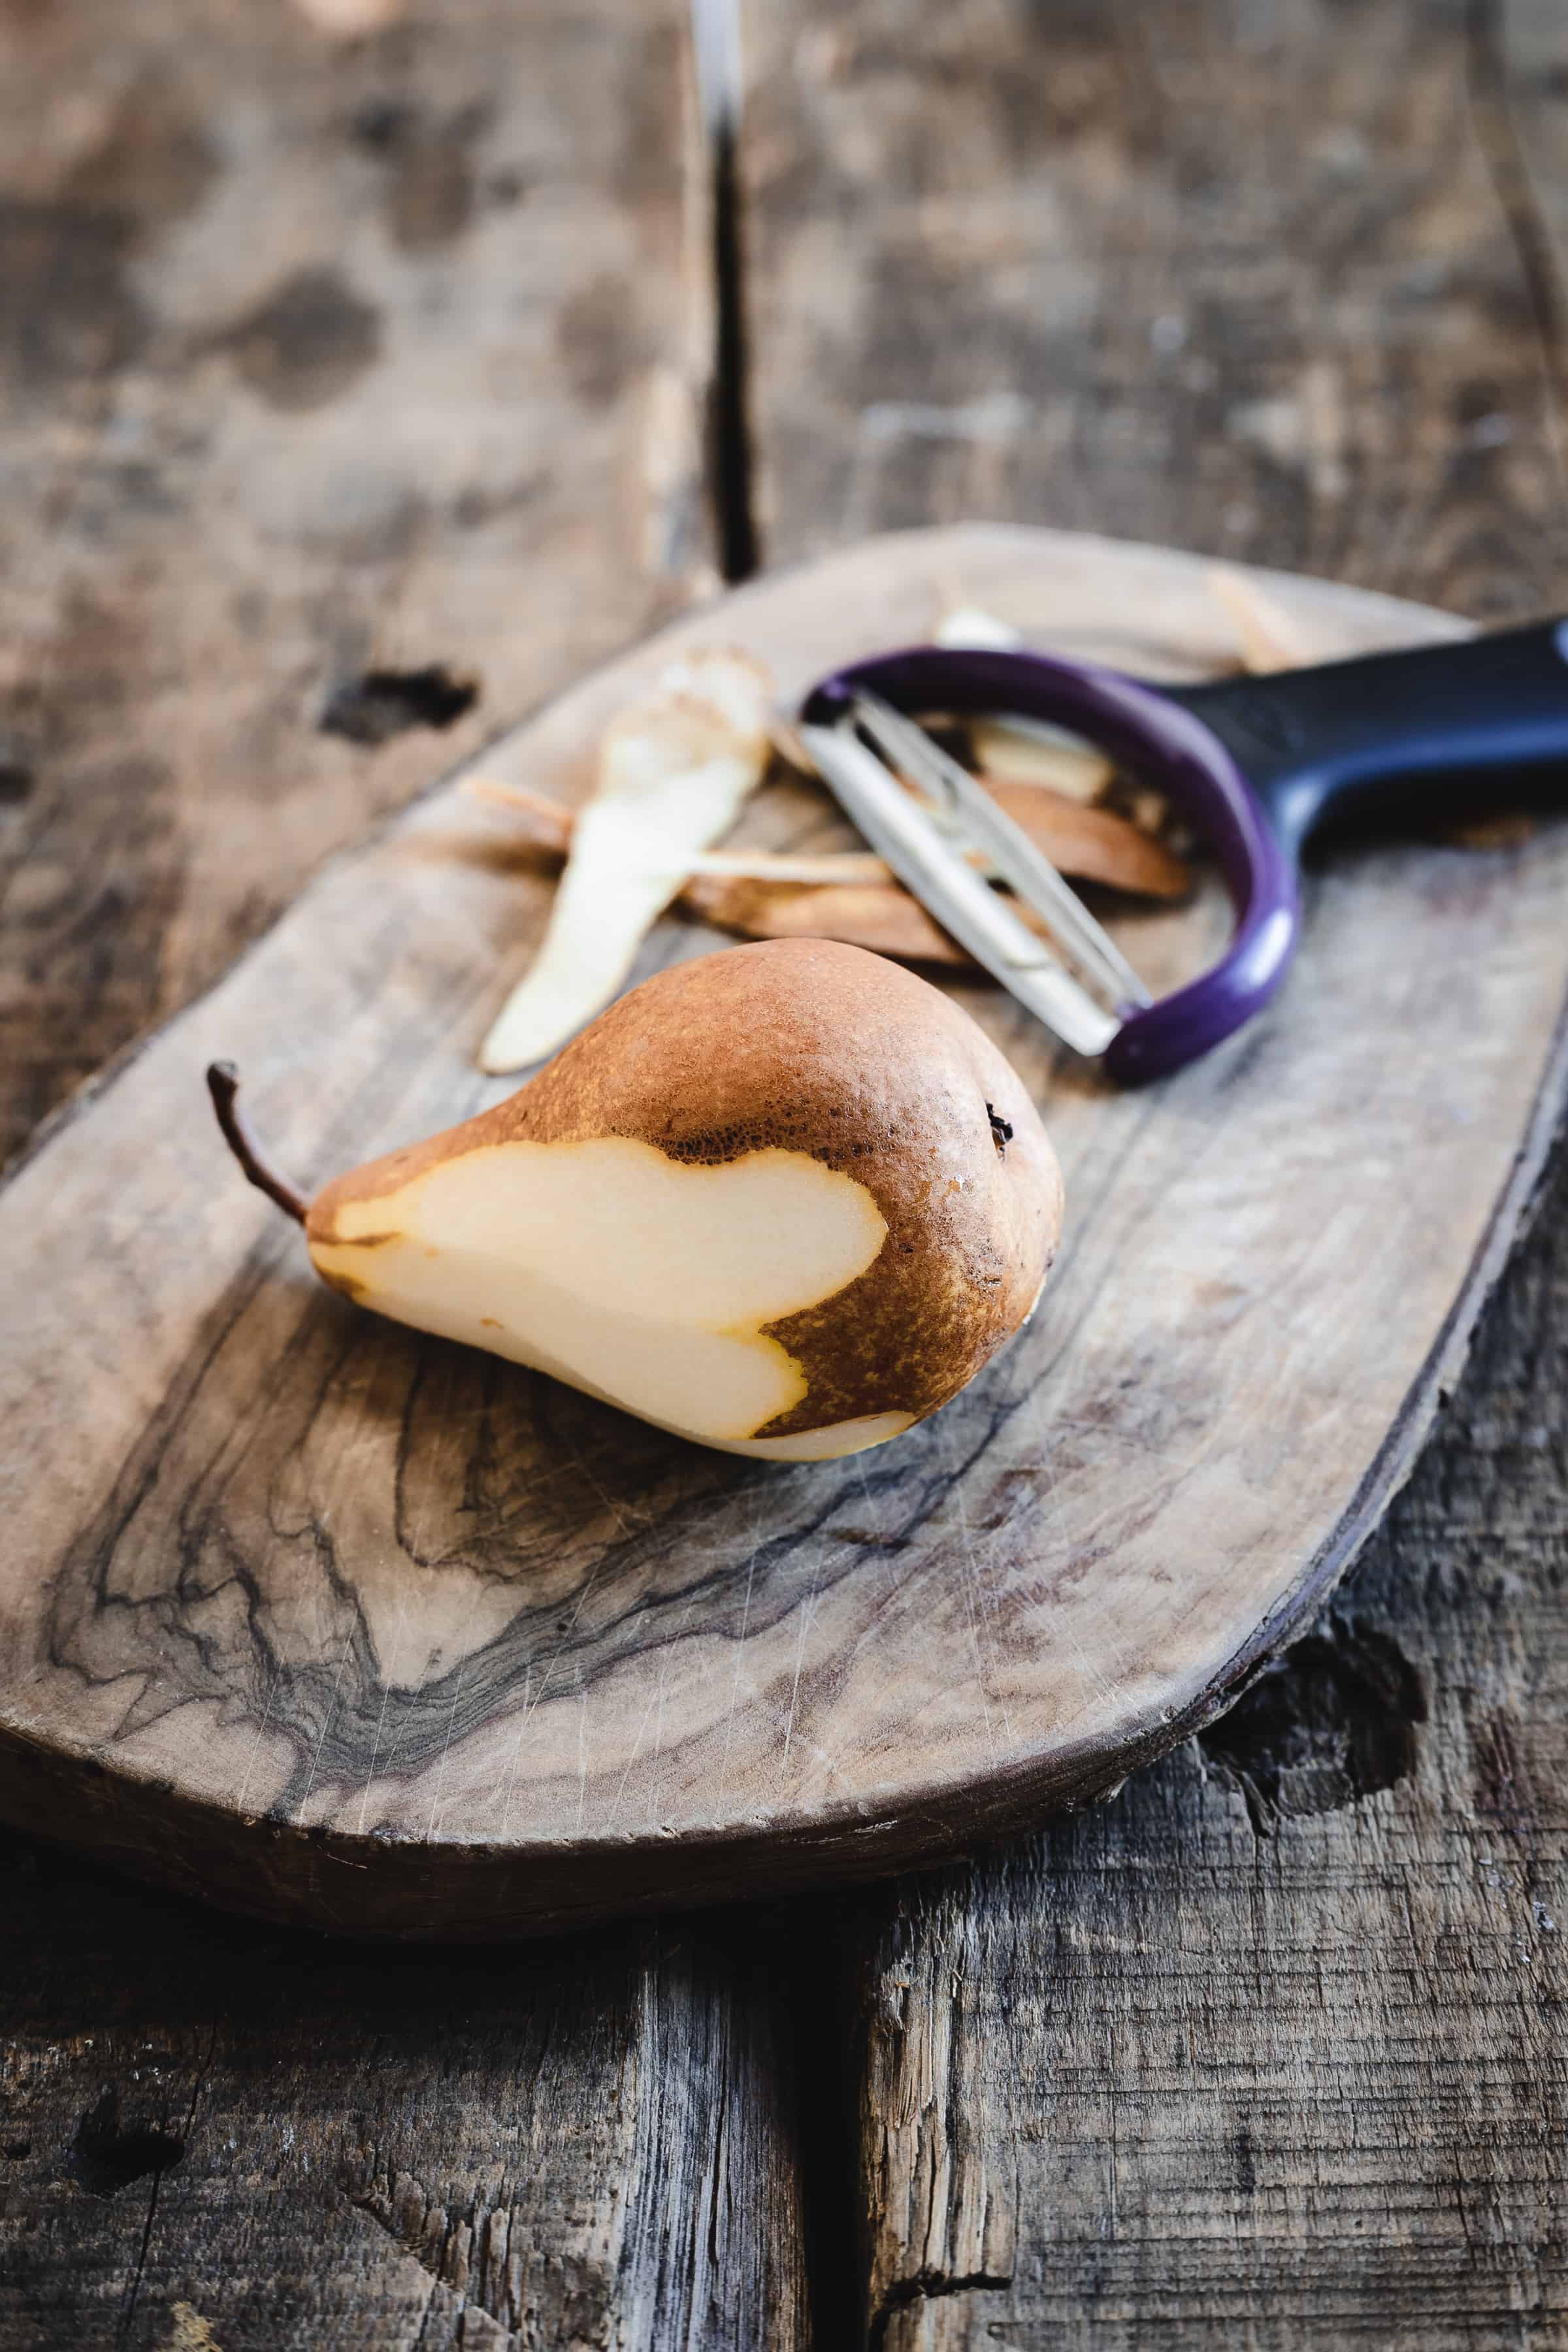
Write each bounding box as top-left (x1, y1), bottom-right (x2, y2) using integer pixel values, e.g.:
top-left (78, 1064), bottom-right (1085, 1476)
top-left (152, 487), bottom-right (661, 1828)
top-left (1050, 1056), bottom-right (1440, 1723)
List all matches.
top-left (2, 522), bottom-right (1565, 1937)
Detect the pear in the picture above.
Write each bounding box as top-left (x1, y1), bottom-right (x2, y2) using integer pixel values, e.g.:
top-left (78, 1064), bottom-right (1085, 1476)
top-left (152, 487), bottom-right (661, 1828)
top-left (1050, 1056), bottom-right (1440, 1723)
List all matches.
top-left (210, 939), bottom-right (1064, 1461)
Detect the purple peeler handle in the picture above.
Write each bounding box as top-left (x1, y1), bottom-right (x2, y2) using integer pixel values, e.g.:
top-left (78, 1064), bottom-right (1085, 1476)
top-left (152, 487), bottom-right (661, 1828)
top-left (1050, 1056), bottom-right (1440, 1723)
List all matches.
top-left (801, 647), bottom-right (1299, 1084)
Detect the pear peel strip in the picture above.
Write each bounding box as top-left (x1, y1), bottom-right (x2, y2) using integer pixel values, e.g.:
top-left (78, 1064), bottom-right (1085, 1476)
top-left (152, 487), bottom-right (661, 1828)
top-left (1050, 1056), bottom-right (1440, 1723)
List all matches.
top-left (679, 848), bottom-right (893, 885)
top-left (934, 601), bottom-right (1119, 802)
top-left (968, 722), bottom-right (1111, 800)
top-left (940, 576), bottom-right (1318, 677)
top-left (477, 650), bottom-right (774, 1073)
top-left (472, 774), bottom-right (1188, 902)
top-left (1205, 563), bottom-right (1318, 674)
top-left (935, 574), bottom-right (1325, 787)
top-left (469, 789), bottom-right (885, 886)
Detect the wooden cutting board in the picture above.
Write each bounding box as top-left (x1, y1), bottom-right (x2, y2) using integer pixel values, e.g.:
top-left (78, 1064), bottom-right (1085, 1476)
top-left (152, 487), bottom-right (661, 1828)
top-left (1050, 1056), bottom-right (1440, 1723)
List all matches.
top-left (4, 523), bottom-right (1566, 1939)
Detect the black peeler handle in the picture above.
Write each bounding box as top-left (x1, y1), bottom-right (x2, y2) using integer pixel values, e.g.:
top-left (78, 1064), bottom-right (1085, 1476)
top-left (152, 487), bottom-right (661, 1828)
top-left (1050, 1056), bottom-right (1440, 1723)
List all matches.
top-left (1164, 617), bottom-right (1568, 853)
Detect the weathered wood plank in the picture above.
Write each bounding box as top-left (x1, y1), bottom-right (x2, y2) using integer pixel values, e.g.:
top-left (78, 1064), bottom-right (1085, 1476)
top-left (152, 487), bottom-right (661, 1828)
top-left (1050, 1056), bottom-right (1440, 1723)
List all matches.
top-left (0, 5), bottom-right (814, 2345)
top-left (0, 1843), bottom-right (813, 2349)
top-left (0, 0), bottom-right (714, 1168)
top-left (742, 0), bottom-right (1568, 2337)
top-left (743, 0), bottom-right (1566, 617)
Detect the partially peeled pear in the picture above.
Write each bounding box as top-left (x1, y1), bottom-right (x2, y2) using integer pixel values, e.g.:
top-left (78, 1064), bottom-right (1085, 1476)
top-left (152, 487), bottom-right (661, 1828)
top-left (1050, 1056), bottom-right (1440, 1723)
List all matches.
top-left (210, 939), bottom-right (1064, 1460)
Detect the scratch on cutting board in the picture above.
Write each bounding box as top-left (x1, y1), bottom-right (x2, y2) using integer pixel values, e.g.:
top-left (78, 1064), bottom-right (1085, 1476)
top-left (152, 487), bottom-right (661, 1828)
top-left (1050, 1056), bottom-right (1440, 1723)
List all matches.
top-left (781, 1563), bottom-right (825, 1771)
top-left (576, 1682), bottom-right (589, 1836)
top-left (642, 1585), bottom-right (703, 1831)
top-left (941, 1419), bottom-right (999, 1769)
top-left (498, 1661), bottom-right (534, 1841)
top-left (237, 1555), bottom-right (322, 1821)
top-left (606, 1672), bottom-right (664, 1829)
top-left (354, 1584), bottom-right (413, 1836)
top-left (424, 1566), bottom-right (491, 1840)
top-left (374, 1607), bottom-right (444, 1816)
top-left (296, 1631), bottom-right (356, 1819)
top-left (497, 1556), bottom-right (606, 1839)
top-left (720, 1533), bottom-right (761, 1780)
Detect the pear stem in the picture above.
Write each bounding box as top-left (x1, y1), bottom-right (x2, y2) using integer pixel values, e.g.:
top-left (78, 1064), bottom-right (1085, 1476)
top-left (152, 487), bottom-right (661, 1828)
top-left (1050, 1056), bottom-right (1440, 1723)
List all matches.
top-left (206, 1062), bottom-right (308, 1225)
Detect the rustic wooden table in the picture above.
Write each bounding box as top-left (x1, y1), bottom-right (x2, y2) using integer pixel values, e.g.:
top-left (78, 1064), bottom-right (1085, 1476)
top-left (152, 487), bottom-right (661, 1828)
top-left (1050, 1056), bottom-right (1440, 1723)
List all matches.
top-left (2, 1), bottom-right (1566, 2344)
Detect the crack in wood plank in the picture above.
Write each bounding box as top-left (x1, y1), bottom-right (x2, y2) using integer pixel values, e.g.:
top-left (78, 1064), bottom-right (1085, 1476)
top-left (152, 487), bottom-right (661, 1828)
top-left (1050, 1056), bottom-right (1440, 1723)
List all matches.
top-left (1467, 0), bottom-right (1568, 474)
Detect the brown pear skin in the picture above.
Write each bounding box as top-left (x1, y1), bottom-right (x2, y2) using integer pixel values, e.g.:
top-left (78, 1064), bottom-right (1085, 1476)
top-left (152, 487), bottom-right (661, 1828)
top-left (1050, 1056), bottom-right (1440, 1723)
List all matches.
top-left (223, 941), bottom-right (1064, 1460)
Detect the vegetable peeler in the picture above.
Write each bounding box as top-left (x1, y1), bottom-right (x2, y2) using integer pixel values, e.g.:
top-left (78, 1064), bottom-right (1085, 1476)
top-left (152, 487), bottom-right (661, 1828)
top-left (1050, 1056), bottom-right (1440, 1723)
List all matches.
top-left (798, 618), bottom-right (1568, 1083)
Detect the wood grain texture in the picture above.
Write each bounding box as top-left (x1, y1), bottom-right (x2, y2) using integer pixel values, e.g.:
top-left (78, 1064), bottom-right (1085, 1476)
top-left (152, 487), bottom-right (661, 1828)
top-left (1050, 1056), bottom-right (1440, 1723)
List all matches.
top-left (0, 1844), bottom-right (813, 2349)
top-left (7, 0), bottom-right (1568, 2337)
top-left (3, 523), bottom-right (1565, 1938)
top-left (0, 0), bottom-right (714, 1169)
top-left (740, 0), bottom-right (1568, 2336)
top-left (742, 0), bottom-right (1568, 615)
top-left (0, 6), bottom-right (816, 2347)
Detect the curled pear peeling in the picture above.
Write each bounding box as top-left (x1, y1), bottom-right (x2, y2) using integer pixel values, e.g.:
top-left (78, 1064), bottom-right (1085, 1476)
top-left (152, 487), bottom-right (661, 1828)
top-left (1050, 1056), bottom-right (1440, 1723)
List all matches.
top-left (209, 939), bottom-right (1064, 1461)
top-left (477, 648), bottom-right (774, 1074)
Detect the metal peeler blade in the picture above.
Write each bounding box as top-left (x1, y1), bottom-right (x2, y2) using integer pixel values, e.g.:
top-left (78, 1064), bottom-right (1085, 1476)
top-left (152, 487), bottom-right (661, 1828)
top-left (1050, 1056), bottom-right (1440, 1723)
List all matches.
top-left (801, 640), bottom-right (1304, 1084)
top-left (796, 693), bottom-right (1144, 1058)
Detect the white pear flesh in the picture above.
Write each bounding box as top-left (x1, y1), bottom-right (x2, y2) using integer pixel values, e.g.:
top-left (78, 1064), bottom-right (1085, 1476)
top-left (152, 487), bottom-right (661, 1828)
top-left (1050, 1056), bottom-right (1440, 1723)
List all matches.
top-left (310, 1135), bottom-right (900, 1456)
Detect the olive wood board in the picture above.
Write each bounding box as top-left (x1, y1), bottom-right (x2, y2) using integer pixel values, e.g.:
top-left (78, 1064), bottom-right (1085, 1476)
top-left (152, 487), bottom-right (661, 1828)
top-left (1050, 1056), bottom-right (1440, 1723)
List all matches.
top-left (3, 523), bottom-right (1565, 1939)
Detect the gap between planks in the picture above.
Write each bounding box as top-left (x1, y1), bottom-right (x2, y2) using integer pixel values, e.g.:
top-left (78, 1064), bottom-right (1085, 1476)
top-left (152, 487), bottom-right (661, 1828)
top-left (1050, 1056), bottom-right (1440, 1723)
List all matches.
top-left (692, 0), bottom-right (762, 577)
